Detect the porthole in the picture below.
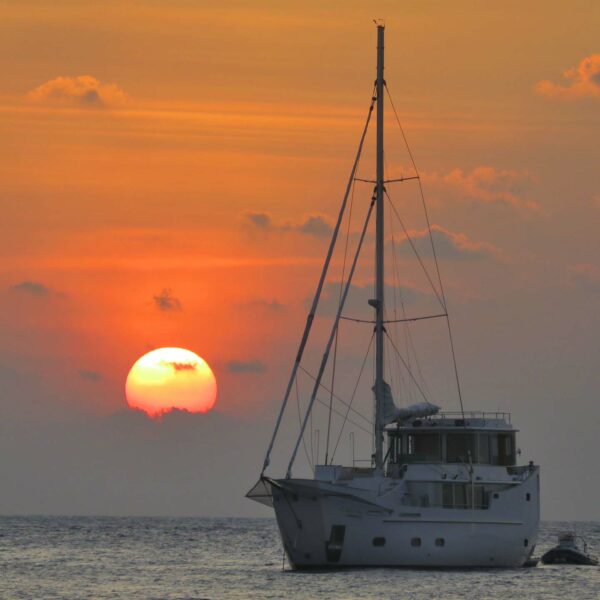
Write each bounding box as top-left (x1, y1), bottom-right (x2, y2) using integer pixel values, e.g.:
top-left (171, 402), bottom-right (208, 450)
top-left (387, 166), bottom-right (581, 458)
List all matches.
top-left (373, 537), bottom-right (386, 547)
top-left (493, 493), bottom-right (499, 499)
top-left (524, 538), bottom-right (529, 547)
top-left (526, 493), bottom-right (531, 501)
top-left (435, 538), bottom-right (445, 547)
top-left (411, 537), bottom-right (421, 547)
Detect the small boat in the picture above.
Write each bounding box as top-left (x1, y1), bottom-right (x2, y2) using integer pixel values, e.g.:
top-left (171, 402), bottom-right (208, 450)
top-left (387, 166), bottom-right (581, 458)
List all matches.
top-left (541, 532), bottom-right (598, 566)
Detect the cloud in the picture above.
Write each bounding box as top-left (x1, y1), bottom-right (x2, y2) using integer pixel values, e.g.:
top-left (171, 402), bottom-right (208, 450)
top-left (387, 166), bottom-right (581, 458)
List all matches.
top-left (234, 298), bottom-right (285, 311)
top-left (243, 211), bottom-right (333, 237)
top-left (161, 361), bottom-right (198, 372)
top-left (226, 360), bottom-right (267, 374)
top-left (10, 281), bottom-right (50, 297)
top-left (244, 211), bottom-right (272, 229)
top-left (569, 264), bottom-right (600, 292)
top-left (78, 370), bottom-right (103, 382)
top-left (26, 75), bottom-right (128, 108)
top-left (396, 225), bottom-right (501, 261)
top-left (424, 166), bottom-right (540, 212)
top-left (289, 214), bottom-right (333, 238)
top-left (153, 289), bottom-right (182, 312)
top-left (535, 55), bottom-right (600, 100)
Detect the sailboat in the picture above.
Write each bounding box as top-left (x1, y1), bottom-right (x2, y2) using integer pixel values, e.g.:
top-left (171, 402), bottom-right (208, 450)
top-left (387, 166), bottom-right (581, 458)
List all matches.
top-left (247, 24), bottom-right (540, 568)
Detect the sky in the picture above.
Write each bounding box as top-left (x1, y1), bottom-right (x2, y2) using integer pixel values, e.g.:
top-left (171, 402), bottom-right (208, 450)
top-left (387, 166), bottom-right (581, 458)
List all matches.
top-left (0, 0), bottom-right (599, 519)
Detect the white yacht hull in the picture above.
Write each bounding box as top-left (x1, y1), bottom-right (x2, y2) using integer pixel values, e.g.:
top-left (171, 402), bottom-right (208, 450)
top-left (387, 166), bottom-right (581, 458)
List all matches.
top-left (270, 469), bottom-right (540, 568)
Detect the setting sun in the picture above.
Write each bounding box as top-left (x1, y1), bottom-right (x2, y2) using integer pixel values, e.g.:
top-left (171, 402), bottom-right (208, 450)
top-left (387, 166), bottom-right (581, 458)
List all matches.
top-left (125, 347), bottom-right (217, 418)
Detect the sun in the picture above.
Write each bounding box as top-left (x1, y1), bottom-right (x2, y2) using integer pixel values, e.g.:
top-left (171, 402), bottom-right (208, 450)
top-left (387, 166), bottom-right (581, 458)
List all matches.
top-left (125, 347), bottom-right (217, 418)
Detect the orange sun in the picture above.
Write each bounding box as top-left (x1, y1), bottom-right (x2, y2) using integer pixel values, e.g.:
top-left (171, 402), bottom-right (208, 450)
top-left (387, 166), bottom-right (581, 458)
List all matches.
top-left (125, 347), bottom-right (217, 418)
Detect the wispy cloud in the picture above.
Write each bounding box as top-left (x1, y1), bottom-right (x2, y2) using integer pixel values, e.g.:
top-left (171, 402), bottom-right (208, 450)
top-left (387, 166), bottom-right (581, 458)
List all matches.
top-left (153, 289), bottom-right (182, 312)
top-left (569, 264), bottom-right (600, 292)
top-left (234, 298), bottom-right (285, 311)
top-left (26, 75), bottom-right (129, 108)
top-left (243, 211), bottom-right (333, 238)
top-left (423, 166), bottom-right (540, 212)
top-left (226, 360), bottom-right (267, 374)
top-left (535, 55), bottom-right (600, 100)
top-left (78, 370), bottom-right (103, 382)
top-left (397, 225), bottom-right (501, 261)
top-left (10, 281), bottom-right (50, 297)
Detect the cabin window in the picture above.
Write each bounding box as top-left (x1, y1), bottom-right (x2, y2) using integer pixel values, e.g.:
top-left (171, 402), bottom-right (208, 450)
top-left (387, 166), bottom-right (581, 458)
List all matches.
top-left (446, 433), bottom-right (476, 463)
top-left (490, 433), bottom-right (515, 466)
top-left (526, 493), bottom-right (531, 502)
top-left (405, 433), bottom-right (442, 462)
top-left (524, 539), bottom-right (529, 547)
top-left (435, 538), bottom-right (445, 547)
top-left (411, 537), bottom-right (421, 547)
top-left (442, 484), bottom-right (488, 509)
top-left (373, 537), bottom-right (386, 547)
top-left (477, 433), bottom-right (491, 464)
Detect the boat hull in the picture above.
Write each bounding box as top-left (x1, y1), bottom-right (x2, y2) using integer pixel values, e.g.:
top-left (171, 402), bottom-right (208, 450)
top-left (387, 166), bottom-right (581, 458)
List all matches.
top-left (271, 474), bottom-right (540, 568)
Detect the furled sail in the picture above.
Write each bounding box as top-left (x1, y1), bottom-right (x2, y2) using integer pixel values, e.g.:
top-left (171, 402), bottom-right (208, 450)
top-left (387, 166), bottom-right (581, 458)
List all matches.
top-left (376, 380), bottom-right (440, 425)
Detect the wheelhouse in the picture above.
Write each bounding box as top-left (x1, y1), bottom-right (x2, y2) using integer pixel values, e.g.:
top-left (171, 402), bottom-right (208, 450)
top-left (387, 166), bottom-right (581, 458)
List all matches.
top-left (386, 412), bottom-right (517, 467)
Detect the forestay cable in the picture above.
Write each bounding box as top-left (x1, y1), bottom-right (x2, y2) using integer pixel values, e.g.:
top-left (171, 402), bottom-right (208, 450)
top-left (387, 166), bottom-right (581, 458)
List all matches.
top-left (261, 90), bottom-right (376, 475)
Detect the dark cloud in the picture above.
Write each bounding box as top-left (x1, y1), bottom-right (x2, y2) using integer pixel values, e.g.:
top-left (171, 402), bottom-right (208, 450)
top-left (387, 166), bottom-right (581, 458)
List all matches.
top-left (244, 211), bottom-right (333, 238)
top-left (569, 264), bottom-right (600, 292)
top-left (226, 360), bottom-right (267, 374)
top-left (396, 225), bottom-right (500, 261)
top-left (78, 370), bottom-right (103, 382)
top-left (290, 214), bottom-right (333, 238)
top-left (153, 288), bottom-right (182, 312)
top-left (244, 211), bottom-right (272, 229)
top-left (10, 281), bottom-right (50, 297)
top-left (235, 298), bottom-right (285, 312)
top-left (161, 361), bottom-right (198, 372)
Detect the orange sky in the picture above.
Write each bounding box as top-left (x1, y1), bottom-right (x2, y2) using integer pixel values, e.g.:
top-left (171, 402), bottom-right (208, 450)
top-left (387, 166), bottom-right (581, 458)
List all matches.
top-left (1, 1), bottom-right (599, 517)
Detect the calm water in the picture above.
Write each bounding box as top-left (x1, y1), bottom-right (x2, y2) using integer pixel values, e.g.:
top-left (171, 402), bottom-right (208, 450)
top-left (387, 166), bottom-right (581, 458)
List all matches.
top-left (1, 517), bottom-right (598, 599)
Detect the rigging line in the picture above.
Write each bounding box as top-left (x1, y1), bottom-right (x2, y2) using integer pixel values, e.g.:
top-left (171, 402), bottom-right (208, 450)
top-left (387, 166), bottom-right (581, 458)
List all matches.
top-left (384, 330), bottom-right (431, 405)
top-left (325, 147), bottom-right (360, 466)
top-left (384, 179), bottom-right (411, 404)
top-left (330, 331), bottom-right (375, 462)
top-left (299, 364), bottom-right (373, 426)
top-left (385, 83), bottom-right (465, 418)
top-left (385, 84), bottom-right (446, 306)
top-left (339, 312), bottom-right (447, 324)
top-left (286, 192), bottom-right (376, 478)
top-left (384, 175), bottom-right (432, 401)
top-left (386, 313), bottom-right (448, 324)
top-left (385, 189), bottom-right (445, 310)
top-left (314, 395), bottom-right (373, 437)
top-left (384, 161), bottom-right (402, 404)
top-left (294, 374), bottom-right (313, 471)
top-left (261, 87), bottom-right (376, 475)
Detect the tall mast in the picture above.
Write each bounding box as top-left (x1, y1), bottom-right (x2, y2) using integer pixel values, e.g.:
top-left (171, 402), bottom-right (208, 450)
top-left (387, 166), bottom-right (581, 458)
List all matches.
top-left (374, 24), bottom-right (385, 471)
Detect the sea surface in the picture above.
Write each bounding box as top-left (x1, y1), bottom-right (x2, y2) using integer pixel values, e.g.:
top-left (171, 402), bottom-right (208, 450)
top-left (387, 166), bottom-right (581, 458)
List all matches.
top-left (1, 517), bottom-right (598, 599)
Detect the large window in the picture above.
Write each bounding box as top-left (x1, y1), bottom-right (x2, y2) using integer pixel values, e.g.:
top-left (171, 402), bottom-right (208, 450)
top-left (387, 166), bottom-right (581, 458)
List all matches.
top-left (494, 433), bottom-right (515, 466)
top-left (477, 433), bottom-right (491, 463)
top-left (442, 483), bottom-right (488, 509)
top-left (405, 433), bottom-right (442, 462)
top-left (446, 433), bottom-right (476, 463)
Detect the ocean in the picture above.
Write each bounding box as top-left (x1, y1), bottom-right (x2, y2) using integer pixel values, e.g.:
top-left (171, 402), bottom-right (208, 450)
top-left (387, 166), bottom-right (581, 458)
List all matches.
top-left (1, 517), bottom-right (598, 599)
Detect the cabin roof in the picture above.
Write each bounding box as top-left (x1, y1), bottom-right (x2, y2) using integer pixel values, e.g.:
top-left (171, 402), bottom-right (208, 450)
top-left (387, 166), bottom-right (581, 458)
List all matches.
top-left (385, 411), bottom-right (515, 432)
